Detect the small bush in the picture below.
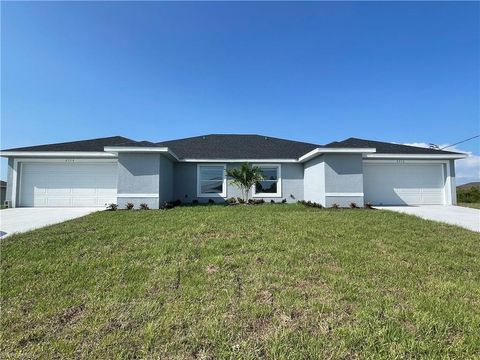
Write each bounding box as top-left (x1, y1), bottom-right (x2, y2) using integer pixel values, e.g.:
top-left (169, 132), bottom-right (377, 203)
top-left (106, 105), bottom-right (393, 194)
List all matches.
top-left (331, 203), bottom-right (339, 209)
top-left (365, 202), bottom-right (374, 209)
top-left (249, 199), bottom-right (265, 205)
top-left (281, 199), bottom-right (287, 204)
top-left (192, 200), bottom-right (199, 205)
top-left (163, 201), bottom-right (175, 209)
top-left (237, 197), bottom-right (245, 204)
top-left (350, 202), bottom-right (358, 209)
top-left (106, 203), bottom-right (118, 211)
top-left (173, 199), bottom-right (182, 207)
top-left (226, 197), bottom-right (237, 205)
top-left (299, 200), bottom-right (323, 209)
top-left (208, 199), bottom-right (215, 204)
top-left (270, 199), bottom-right (275, 204)
top-left (139, 203), bottom-right (150, 210)
top-left (125, 202), bottom-right (134, 210)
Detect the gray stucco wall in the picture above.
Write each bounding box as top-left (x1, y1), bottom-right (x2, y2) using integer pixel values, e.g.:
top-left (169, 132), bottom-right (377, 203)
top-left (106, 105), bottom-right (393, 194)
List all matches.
top-left (159, 156), bottom-right (174, 205)
top-left (6, 158), bottom-right (14, 204)
top-left (303, 154), bottom-right (364, 207)
top-left (324, 154), bottom-right (364, 207)
top-left (450, 159), bottom-right (457, 205)
top-left (117, 153), bottom-right (160, 209)
top-left (173, 162), bottom-right (303, 204)
top-left (303, 155), bottom-right (325, 205)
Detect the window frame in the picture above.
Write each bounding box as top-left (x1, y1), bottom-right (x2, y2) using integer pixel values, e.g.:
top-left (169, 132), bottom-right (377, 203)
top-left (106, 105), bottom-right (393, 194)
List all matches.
top-left (252, 164), bottom-right (282, 198)
top-left (196, 164), bottom-right (227, 198)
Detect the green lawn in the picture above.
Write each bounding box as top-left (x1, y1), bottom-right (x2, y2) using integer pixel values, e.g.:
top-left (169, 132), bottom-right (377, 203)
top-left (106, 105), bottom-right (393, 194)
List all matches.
top-left (1, 205), bottom-right (479, 359)
top-left (458, 203), bottom-right (480, 209)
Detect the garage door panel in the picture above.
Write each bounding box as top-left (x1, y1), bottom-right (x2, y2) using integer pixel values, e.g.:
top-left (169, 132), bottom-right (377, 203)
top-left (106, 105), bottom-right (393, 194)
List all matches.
top-left (20, 162), bottom-right (117, 207)
top-left (364, 163), bottom-right (445, 205)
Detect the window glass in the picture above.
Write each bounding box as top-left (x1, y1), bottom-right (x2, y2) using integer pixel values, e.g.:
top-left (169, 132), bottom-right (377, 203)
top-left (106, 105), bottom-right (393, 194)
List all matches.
top-left (199, 166), bottom-right (225, 195)
top-left (254, 165), bottom-right (280, 196)
top-left (255, 180), bottom-right (277, 194)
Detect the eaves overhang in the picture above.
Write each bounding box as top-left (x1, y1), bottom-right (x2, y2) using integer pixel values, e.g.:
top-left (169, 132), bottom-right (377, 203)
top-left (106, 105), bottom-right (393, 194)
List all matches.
top-left (0, 151), bottom-right (116, 158)
top-left (298, 148), bottom-right (377, 163)
top-left (103, 146), bottom-right (180, 161)
top-left (364, 153), bottom-right (467, 160)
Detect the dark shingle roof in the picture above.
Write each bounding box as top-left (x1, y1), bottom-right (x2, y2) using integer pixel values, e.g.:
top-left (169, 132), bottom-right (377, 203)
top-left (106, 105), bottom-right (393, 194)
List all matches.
top-left (0, 180), bottom-right (6, 187)
top-left (156, 134), bottom-right (320, 159)
top-left (325, 137), bottom-right (461, 155)
top-left (2, 136), bottom-right (138, 152)
top-left (1, 134), bottom-right (463, 158)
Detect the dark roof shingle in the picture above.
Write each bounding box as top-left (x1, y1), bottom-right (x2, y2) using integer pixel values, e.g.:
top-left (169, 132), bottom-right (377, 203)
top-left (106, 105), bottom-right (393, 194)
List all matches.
top-left (1, 134), bottom-right (464, 158)
top-left (325, 137), bottom-right (461, 155)
top-left (156, 134), bottom-right (320, 159)
top-left (2, 136), bottom-right (137, 152)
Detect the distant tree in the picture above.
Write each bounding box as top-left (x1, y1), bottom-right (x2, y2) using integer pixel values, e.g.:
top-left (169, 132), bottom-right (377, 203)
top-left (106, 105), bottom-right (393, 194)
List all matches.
top-left (457, 187), bottom-right (480, 203)
top-left (226, 162), bottom-right (264, 203)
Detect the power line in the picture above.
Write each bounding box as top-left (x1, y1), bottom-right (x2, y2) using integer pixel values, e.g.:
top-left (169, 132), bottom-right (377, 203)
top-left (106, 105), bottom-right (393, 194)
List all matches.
top-left (440, 135), bottom-right (480, 150)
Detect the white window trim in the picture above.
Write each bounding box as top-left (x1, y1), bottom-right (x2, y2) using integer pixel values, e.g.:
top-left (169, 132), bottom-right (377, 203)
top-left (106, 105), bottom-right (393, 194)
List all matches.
top-left (252, 164), bottom-right (282, 198)
top-left (196, 164), bottom-right (227, 198)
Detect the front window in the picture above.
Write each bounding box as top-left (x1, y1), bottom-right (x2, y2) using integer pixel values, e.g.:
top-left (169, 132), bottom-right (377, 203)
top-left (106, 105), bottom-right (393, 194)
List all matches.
top-left (197, 164), bottom-right (226, 197)
top-left (253, 164), bottom-right (281, 197)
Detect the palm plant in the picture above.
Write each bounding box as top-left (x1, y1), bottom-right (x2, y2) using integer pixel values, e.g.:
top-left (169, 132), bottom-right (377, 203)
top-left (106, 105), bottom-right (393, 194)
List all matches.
top-left (226, 162), bottom-right (264, 203)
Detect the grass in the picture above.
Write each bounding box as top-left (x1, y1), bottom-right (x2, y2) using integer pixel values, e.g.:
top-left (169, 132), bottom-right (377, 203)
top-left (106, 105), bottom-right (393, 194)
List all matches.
top-left (458, 203), bottom-right (480, 209)
top-left (1, 205), bottom-right (479, 359)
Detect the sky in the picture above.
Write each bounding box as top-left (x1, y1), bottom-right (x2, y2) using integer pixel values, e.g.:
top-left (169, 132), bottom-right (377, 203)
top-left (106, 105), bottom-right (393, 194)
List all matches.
top-left (1, 1), bottom-right (479, 184)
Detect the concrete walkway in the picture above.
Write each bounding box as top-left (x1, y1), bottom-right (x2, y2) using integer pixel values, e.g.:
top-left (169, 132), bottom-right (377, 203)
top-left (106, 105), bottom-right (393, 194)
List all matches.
top-left (375, 205), bottom-right (480, 232)
top-left (0, 207), bottom-right (101, 238)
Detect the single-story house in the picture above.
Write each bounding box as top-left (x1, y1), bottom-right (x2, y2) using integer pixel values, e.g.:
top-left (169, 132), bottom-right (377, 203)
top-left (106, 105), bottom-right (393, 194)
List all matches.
top-left (0, 134), bottom-right (466, 208)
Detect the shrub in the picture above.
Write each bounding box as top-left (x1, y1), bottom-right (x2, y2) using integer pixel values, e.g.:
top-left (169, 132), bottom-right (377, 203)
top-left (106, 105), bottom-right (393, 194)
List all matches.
top-left (106, 203), bottom-right (118, 211)
top-left (331, 203), bottom-right (339, 209)
top-left (281, 199), bottom-right (287, 203)
top-left (173, 199), bottom-right (182, 207)
top-left (125, 202), bottom-right (134, 210)
top-left (237, 197), bottom-right (245, 204)
top-left (457, 186), bottom-right (480, 203)
top-left (365, 202), bottom-right (374, 209)
top-left (208, 199), bottom-right (215, 204)
top-left (270, 200), bottom-right (275, 204)
top-left (163, 201), bottom-right (175, 209)
top-left (226, 197), bottom-right (237, 205)
top-left (350, 202), bottom-right (358, 209)
top-left (299, 200), bottom-right (323, 209)
top-left (139, 203), bottom-right (150, 210)
top-left (192, 200), bottom-right (199, 205)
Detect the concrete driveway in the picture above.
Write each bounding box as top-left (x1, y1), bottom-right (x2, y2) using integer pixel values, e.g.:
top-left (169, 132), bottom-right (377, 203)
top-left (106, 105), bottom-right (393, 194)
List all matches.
top-left (0, 207), bottom-right (102, 238)
top-left (375, 205), bottom-right (480, 232)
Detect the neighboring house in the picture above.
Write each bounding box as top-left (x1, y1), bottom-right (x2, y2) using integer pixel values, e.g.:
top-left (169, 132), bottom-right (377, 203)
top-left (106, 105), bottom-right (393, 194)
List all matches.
top-left (0, 134), bottom-right (466, 208)
top-left (0, 180), bottom-right (6, 206)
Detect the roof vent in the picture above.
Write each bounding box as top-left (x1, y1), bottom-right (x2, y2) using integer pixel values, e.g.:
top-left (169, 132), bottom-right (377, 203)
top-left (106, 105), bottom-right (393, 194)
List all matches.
top-left (202, 136), bottom-right (206, 140)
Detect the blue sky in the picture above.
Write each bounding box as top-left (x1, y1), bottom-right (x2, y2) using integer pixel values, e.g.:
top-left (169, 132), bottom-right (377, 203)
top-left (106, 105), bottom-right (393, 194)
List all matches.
top-left (1, 1), bottom-right (479, 183)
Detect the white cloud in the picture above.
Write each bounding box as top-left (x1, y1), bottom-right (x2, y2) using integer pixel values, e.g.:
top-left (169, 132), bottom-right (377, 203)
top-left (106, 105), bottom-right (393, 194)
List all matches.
top-left (403, 142), bottom-right (480, 185)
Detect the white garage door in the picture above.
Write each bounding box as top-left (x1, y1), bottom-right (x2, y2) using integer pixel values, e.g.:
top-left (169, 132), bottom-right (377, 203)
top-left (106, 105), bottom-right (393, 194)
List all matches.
top-left (19, 162), bottom-right (117, 207)
top-left (363, 162), bottom-right (445, 205)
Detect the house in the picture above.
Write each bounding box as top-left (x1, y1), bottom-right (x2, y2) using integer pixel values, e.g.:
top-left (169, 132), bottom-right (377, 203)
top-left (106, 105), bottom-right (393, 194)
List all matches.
top-left (0, 134), bottom-right (466, 208)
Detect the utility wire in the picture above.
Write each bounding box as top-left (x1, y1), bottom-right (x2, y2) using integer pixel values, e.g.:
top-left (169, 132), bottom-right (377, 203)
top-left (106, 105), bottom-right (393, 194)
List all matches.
top-left (440, 135), bottom-right (480, 150)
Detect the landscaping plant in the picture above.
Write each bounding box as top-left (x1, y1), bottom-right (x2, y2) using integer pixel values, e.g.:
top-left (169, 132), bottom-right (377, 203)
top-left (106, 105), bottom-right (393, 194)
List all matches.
top-left (226, 162), bottom-right (264, 203)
